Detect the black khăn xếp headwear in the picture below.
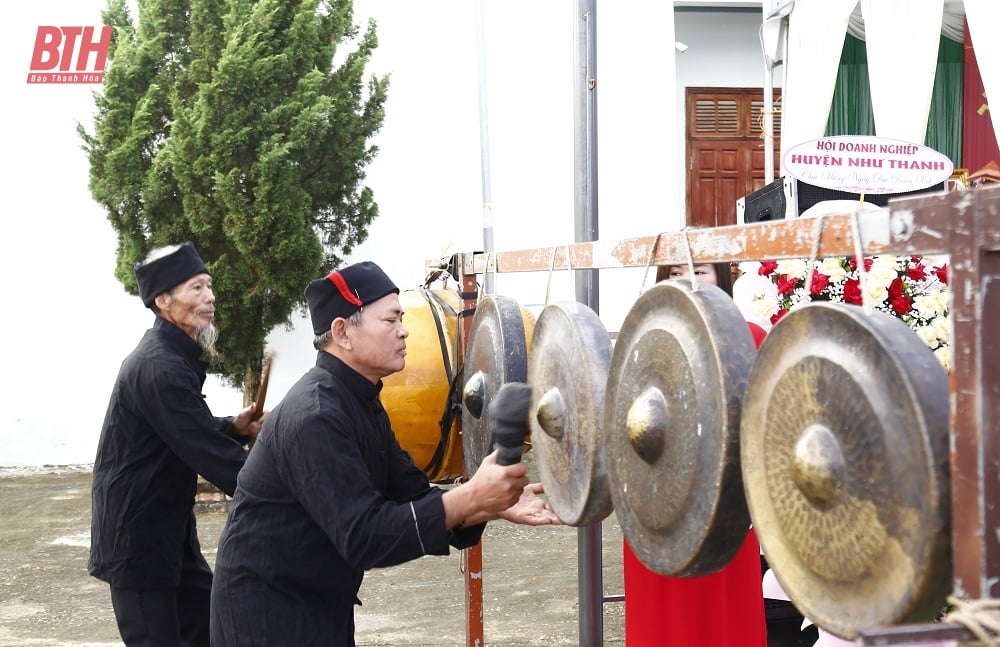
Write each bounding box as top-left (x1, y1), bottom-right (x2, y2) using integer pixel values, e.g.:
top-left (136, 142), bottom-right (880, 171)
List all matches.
top-left (134, 241), bottom-right (210, 308)
top-left (305, 261), bottom-right (400, 334)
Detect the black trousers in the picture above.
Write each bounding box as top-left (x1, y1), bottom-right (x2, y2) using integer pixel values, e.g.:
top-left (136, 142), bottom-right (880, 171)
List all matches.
top-left (110, 544), bottom-right (213, 647)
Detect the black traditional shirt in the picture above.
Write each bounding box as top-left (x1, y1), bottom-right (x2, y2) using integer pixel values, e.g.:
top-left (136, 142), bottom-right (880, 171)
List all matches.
top-left (210, 351), bottom-right (484, 646)
top-left (89, 316), bottom-right (249, 589)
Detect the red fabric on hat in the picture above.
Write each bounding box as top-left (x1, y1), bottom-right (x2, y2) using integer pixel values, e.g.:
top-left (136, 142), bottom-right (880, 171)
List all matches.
top-left (327, 270), bottom-right (364, 307)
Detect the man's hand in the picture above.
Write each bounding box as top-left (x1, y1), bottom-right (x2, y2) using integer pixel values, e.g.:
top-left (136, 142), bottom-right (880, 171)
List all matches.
top-left (499, 483), bottom-right (563, 526)
top-left (231, 404), bottom-right (264, 441)
top-left (468, 450), bottom-right (530, 513)
top-left (442, 450), bottom-right (529, 529)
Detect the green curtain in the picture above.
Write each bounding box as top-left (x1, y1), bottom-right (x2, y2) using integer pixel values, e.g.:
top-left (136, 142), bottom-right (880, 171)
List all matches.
top-left (826, 36), bottom-right (875, 136)
top-left (926, 36), bottom-right (963, 164)
top-left (826, 34), bottom-right (963, 164)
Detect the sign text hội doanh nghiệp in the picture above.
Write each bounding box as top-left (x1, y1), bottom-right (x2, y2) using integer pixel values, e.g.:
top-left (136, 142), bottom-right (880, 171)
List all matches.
top-left (782, 135), bottom-right (954, 194)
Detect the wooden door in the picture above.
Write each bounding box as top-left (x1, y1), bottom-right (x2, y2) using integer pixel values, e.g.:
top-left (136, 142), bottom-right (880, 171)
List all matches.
top-left (687, 88), bottom-right (781, 228)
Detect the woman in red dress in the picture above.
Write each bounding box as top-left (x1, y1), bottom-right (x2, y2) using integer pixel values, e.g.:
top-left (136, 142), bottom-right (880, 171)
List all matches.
top-left (622, 262), bottom-right (768, 647)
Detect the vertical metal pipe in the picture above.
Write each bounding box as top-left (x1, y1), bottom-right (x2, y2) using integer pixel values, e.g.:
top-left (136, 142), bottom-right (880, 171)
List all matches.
top-left (578, 523), bottom-right (604, 646)
top-left (574, 1), bottom-right (603, 646)
top-left (763, 62), bottom-right (776, 184)
top-left (574, 1), bottom-right (599, 312)
top-left (459, 259), bottom-right (485, 647)
top-left (476, 0), bottom-right (495, 296)
top-left (761, 1), bottom-right (793, 184)
top-left (762, 1), bottom-right (777, 184)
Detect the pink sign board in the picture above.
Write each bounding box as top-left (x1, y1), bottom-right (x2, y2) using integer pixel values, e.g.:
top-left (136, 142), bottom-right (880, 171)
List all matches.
top-left (782, 135), bottom-right (954, 194)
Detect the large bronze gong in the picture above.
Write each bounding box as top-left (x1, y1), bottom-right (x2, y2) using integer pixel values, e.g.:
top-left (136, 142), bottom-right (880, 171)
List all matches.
top-left (461, 295), bottom-right (533, 477)
top-left (741, 302), bottom-right (951, 640)
top-left (605, 280), bottom-right (757, 576)
top-left (528, 301), bottom-right (614, 526)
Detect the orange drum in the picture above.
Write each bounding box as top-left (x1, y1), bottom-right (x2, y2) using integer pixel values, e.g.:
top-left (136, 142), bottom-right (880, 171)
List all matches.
top-left (381, 288), bottom-right (466, 483)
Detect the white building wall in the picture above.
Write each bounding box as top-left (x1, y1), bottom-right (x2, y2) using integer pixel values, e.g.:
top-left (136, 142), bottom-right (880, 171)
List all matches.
top-left (673, 8), bottom-right (781, 219)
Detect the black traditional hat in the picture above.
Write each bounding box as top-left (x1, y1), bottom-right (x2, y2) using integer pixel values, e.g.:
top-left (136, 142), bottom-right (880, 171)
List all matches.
top-left (134, 241), bottom-right (209, 308)
top-left (305, 261), bottom-right (399, 334)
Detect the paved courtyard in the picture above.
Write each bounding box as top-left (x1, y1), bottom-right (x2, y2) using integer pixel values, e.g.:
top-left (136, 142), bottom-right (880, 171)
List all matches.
top-left (0, 466), bottom-right (624, 646)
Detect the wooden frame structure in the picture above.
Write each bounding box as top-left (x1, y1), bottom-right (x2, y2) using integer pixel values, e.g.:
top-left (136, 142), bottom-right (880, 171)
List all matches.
top-left (450, 186), bottom-right (1000, 645)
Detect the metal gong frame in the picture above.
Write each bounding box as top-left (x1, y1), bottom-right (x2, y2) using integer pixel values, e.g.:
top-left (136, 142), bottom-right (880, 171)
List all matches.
top-left (442, 186), bottom-right (1000, 647)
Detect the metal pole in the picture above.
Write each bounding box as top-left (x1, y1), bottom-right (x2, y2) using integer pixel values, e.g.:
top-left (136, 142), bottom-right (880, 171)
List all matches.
top-left (763, 48), bottom-right (776, 183)
top-left (574, 1), bottom-right (599, 310)
top-left (573, 1), bottom-right (603, 645)
top-left (761, 0), bottom-right (793, 184)
top-left (761, 1), bottom-right (777, 184)
top-left (465, 7), bottom-right (492, 646)
top-left (476, 0), bottom-right (495, 296)
top-left (458, 261), bottom-right (485, 647)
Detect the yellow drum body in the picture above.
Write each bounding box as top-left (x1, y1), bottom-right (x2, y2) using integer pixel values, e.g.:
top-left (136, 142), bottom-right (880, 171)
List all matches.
top-left (382, 288), bottom-right (465, 482)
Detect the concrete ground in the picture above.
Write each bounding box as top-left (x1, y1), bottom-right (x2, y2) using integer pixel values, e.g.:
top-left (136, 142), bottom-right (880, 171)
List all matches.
top-left (0, 465), bottom-right (625, 647)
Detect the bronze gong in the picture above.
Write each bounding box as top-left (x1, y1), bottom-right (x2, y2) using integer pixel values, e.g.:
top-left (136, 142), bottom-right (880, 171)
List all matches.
top-left (741, 302), bottom-right (951, 640)
top-left (605, 280), bottom-right (757, 576)
top-left (528, 301), bottom-right (614, 526)
top-left (461, 295), bottom-right (533, 478)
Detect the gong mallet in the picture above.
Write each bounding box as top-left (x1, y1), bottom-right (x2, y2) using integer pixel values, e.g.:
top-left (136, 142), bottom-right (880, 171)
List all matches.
top-left (489, 382), bottom-right (532, 466)
top-left (251, 349), bottom-right (275, 422)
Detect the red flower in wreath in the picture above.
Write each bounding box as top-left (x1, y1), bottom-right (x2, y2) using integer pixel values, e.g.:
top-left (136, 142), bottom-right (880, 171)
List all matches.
top-left (809, 270), bottom-right (829, 296)
top-left (776, 274), bottom-right (799, 295)
top-left (842, 278), bottom-right (863, 305)
top-left (751, 255), bottom-right (951, 370)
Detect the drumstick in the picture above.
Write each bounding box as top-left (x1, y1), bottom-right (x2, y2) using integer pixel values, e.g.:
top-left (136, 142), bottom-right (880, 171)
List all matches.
top-left (251, 349), bottom-right (275, 421)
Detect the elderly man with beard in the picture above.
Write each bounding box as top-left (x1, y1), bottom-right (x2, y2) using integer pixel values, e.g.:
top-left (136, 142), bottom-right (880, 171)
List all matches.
top-left (89, 241), bottom-right (263, 647)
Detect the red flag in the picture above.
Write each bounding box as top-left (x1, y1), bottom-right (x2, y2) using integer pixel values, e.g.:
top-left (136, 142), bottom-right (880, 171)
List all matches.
top-left (963, 20), bottom-right (1000, 172)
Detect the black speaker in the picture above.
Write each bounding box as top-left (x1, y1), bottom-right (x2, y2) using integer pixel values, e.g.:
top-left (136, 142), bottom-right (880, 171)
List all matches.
top-left (794, 180), bottom-right (945, 213)
top-left (737, 177), bottom-right (947, 224)
top-left (737, 177), bottom-right (797, 224)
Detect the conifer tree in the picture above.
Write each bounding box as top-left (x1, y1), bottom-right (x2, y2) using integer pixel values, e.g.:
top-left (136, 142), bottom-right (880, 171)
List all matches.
top-left (80, 0), bottom-right (388, 397)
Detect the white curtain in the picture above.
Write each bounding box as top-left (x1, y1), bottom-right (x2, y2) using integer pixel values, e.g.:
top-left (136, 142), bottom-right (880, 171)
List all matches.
top-left (779, 0), bottom-right (858, 175)
top-left (860, 0), bottom-right (944, 144)
top-left (964, 0), bottom-right (1000, 156)
top-left (847, 1), bottom-right (965, 42)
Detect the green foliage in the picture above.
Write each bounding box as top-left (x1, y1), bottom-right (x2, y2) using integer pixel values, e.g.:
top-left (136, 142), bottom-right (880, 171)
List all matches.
top-left (80, 0), bottom-right (388, 395)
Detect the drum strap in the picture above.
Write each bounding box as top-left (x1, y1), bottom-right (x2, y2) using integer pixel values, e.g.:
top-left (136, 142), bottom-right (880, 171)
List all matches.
top-left (419, 289), bottom-right (465, 479)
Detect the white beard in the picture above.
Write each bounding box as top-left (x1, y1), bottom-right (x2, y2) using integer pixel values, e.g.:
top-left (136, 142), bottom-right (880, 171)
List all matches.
top-left (196, 323), bottom-right (219, 359)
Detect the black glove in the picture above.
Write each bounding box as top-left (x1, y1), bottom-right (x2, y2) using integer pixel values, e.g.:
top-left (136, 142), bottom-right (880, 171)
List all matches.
top-left (489, 382), bottom-right (532, 466)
